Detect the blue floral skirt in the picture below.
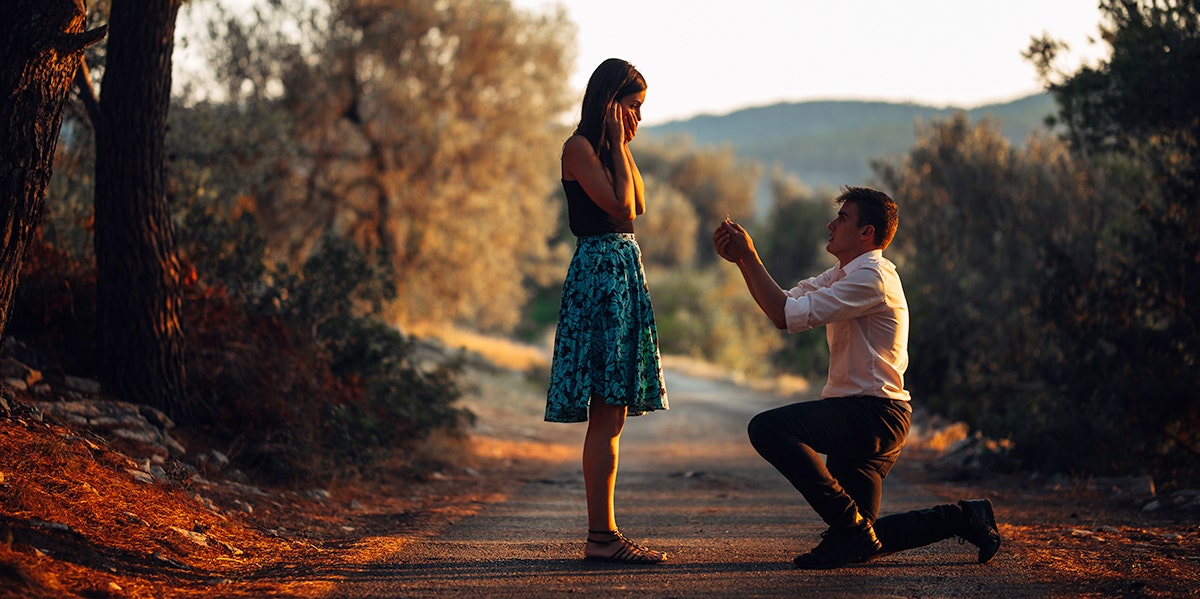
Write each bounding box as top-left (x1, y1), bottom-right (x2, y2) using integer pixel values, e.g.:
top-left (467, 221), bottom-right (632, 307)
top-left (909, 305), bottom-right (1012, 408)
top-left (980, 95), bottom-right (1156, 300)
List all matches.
top-left (545, 233), bottom-right (669, 423)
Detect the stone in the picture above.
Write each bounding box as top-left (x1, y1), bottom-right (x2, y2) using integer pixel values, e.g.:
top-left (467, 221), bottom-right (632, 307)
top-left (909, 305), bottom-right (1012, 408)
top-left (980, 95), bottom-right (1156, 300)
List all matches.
top-left (127, 469), bottom-right (156, 484)
top-left (0, 358), bottom-right (41, 386)
top-left (63, 376), bottom-right (101, 395)
top-left (169, 526), bottom-right (209, 547)
top-left (1089, 475), bottom-right (1156, 499)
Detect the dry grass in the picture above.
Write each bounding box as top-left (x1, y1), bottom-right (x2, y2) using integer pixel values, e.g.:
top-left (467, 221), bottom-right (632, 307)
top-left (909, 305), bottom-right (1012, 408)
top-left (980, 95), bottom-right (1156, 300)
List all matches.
top-left (410, 324), bottom-right (551, 373)
top-left (0, 328), bottom-right (575, 599)
top-left (0, 414), bottom-right (315, 599)
top-left (10, 329), bottom-right (1194, 598)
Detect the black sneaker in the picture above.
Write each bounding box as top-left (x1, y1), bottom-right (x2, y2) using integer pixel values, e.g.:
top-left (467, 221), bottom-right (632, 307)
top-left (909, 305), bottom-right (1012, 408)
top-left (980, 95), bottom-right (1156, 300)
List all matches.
top-left (957, 499), bottom-right (1001, 563)
top-left (793, 524), bottom-right (882, 569)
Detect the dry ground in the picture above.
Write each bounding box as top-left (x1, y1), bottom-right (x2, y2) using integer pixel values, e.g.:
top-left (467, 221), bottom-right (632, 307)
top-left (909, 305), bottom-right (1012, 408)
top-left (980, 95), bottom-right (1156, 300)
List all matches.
top-left (1, 336), bottom-right (1198, 598)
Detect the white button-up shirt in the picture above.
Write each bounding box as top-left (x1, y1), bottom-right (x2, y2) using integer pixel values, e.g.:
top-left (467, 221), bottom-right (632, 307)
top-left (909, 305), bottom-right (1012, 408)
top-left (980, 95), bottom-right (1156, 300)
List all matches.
top-left (783, 249), bottom-right (911, 402)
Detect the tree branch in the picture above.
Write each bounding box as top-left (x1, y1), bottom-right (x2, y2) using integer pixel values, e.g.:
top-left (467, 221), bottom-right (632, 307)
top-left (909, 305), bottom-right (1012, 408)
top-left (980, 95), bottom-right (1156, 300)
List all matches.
top-left (73, 59), bottom-right (100, 129)
top-left (57, 25), bottom-right (107, 54)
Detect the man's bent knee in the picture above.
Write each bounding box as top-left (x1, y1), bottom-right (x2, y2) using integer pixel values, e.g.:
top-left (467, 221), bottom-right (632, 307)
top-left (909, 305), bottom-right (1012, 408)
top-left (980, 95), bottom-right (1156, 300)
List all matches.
top-left (747, 410), bottom-right (778, 448)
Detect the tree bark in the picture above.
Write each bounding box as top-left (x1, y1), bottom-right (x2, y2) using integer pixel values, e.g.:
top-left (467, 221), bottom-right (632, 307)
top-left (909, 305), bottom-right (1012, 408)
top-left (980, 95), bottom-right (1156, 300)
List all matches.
top-left (94, 0), bottom-right (187, 413)
top-left (0, 0), bottom-right (102, 343)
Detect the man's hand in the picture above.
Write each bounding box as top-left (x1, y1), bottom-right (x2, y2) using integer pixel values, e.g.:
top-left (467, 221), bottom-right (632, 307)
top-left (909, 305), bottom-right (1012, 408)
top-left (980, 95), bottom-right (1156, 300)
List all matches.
top-left (712, 219), bottom-right (757, 264)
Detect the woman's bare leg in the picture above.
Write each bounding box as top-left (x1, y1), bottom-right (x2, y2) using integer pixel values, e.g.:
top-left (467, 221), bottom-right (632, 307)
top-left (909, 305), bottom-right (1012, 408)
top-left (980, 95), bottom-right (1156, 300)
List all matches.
top-left (583, 399), bottom-right (626, 532)
top-left (581, 399), bottom-right (667, 562)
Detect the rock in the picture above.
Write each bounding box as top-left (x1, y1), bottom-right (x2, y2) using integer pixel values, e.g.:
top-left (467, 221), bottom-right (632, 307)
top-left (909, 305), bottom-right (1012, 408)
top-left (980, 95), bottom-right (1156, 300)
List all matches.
top-left (147, 465), bottom-right (170, 482)
top-left (1088, 475), bottom-right (1156, 499)
top-left (197, 450), bottom-right (231, 474)
top-left (213, 538), bottom-right (243, 556)
top-left (162, 433), bottom-right (186, 455)
top-left (121, 512), bottom-right (148, 527)
top-left (0, 358), bottom-right (42, 386)
top-left (35, 398), bottom-right (185, 459)
top-left (169, 525), bottom-right (209, 547)
top-left (63, 375), bottom-right (101, 395)
top-left (193, 494), bottom-right (218, 511)
top-left (1170, 489), bottom-right (1200, 507)
top-left (137, 405), bottom-right (174, 429)
top-left (936, 431), bottom-right (1018, 473)
top-left (306, 489), bottom-right (332, 501)
top-left (127, 469), bottom-right (156, 484)
top-left (150, 551), bottom-right (190, 569)
top-left (224, 481), bottom-right (268, 497)
top-left (32, 520), bottom-right (73, 534)
top-left (210, 450), bottom-right (230, 468)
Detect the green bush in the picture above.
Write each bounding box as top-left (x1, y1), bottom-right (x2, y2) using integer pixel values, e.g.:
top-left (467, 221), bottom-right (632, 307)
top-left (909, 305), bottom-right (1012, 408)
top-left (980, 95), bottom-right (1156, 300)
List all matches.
top-left (177, 212), bottom-right (471, 482)
top-left (649, 266), bottom-right (784, 379)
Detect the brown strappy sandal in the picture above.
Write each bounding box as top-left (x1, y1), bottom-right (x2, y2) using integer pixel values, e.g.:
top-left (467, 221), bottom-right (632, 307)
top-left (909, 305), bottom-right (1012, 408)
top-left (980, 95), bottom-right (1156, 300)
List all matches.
top-left (584, 529), bottom-right (668, 564)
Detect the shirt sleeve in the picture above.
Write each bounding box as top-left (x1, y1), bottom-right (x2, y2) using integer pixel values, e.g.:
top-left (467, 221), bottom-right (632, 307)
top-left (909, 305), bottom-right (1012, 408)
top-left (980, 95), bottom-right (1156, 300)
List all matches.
top-left (784, 265), bottom-right (886, 333)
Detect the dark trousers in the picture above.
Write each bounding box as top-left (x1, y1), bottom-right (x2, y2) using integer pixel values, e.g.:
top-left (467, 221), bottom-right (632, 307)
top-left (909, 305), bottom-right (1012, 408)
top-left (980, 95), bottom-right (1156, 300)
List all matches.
top-left (748, 396), bottom-right (962, 552)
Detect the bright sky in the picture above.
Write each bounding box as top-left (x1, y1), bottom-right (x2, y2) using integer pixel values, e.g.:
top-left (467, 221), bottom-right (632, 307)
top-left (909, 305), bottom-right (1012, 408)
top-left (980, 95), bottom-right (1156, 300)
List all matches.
top-left (512, 0), bottom-right (1110, 125)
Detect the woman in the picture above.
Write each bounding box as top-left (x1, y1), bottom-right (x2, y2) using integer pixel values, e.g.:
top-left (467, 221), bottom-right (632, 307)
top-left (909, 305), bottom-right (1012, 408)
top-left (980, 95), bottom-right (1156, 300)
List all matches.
top-left (545, 58), bottom-right (669, 564)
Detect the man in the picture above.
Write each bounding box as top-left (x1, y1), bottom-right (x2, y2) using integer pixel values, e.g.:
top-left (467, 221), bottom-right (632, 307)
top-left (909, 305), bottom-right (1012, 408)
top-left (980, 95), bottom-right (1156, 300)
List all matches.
top-left (712, 186), bottom-right (1001, 569)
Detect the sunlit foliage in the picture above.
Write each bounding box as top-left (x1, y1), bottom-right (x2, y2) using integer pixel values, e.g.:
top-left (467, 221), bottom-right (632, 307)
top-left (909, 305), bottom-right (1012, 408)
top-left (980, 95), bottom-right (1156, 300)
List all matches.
top-left (185, 0), bottom-right (575, 331)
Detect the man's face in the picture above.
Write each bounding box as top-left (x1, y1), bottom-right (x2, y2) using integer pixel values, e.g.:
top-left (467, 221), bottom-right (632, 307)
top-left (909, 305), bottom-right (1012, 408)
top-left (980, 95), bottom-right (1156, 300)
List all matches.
top-left (825, 201), bottom-right (869, 261)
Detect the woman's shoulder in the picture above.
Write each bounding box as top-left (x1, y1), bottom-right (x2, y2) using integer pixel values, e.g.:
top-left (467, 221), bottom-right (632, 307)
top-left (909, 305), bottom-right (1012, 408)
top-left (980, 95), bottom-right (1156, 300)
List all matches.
top-left (562, 135), bottom-right (598, 180)
top-left (563, 134), bottom-right (592, 154)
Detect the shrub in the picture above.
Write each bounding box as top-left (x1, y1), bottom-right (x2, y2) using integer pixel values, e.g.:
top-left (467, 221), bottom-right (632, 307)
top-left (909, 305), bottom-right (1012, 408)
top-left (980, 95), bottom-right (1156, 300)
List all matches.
top-left (178, 212), bottom-right (471, 482)
top-left (649, 266), bottom-right (783, 379)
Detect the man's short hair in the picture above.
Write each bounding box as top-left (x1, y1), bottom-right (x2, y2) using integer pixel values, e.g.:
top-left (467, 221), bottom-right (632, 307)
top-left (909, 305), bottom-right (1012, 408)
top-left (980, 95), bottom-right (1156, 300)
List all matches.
top-left (836, 186), bottom-right (898, 249)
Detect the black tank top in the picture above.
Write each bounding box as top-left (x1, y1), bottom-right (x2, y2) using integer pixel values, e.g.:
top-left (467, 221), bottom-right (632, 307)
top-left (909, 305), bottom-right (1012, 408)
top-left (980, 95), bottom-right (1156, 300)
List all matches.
top-left (563, 179), bottom-right (634, 237)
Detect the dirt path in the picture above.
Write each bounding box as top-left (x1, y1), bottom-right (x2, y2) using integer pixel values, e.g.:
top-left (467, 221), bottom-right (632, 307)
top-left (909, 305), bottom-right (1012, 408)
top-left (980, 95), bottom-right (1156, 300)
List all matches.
top-left (309, 370), bottom-right (1044, 598)
top-left (4, 350), bottom-right (1197, 598)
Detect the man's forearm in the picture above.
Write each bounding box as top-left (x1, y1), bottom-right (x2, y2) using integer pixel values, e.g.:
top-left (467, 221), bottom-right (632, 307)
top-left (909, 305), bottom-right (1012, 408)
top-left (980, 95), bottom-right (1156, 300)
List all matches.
top-left (737, 257), bottom-right (788, 329)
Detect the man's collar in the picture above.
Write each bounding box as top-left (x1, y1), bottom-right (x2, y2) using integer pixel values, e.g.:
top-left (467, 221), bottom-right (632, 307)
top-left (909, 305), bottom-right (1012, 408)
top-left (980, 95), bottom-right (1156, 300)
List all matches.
top-left (840, 249), bottom-right (884, 274)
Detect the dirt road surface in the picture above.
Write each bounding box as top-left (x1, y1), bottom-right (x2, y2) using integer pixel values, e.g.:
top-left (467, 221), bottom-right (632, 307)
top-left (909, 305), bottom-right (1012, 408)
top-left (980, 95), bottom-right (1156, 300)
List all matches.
top-left (305, 369), bottom-right (1042, 598)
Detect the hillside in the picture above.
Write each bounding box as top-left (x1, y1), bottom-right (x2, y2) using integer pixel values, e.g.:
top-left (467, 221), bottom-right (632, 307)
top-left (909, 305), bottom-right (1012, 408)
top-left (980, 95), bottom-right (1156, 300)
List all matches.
top-left (644, 94), bottom-right (1058, 189)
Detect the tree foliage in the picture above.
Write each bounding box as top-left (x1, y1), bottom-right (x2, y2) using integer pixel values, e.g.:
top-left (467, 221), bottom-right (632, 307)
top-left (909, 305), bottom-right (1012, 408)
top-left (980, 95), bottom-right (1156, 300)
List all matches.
top-left (754, 170), bottom-right (834, 379)
top-left (186, 0), bottom-right (575, 331)
top-left (636, 137), bottom-right (761, 267)
top-left (876, 115), bottom-right (1092, 429)
top-left (875, 0), bottom-right (1200, 485)
top-left (1022, 0), bottom-right (1200, 482)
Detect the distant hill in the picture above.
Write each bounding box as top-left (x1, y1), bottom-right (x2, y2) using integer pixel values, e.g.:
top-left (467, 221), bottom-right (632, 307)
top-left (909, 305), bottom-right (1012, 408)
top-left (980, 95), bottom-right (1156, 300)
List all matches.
top-left (644, 94), bottom-right (1059, 190)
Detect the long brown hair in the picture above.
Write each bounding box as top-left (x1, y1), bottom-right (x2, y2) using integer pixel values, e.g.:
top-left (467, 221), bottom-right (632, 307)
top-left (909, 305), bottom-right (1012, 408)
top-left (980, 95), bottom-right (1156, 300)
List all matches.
top-left (574, 58), bottom-right (646, 171)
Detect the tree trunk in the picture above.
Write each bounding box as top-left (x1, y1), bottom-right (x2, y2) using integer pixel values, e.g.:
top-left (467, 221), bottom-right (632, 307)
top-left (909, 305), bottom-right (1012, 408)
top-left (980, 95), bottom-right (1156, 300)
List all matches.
top-left (0, 0), bottom-right (102, 344)
top-left (94, 0), bottom-right (187, 413)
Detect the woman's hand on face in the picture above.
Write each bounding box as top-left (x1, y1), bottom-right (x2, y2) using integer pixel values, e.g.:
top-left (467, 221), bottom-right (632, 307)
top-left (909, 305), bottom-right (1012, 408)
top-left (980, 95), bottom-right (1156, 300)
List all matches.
top-left (605, 102), bottom-right (626, 145)
top-left (623, 105), bottom-right (637, 142)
